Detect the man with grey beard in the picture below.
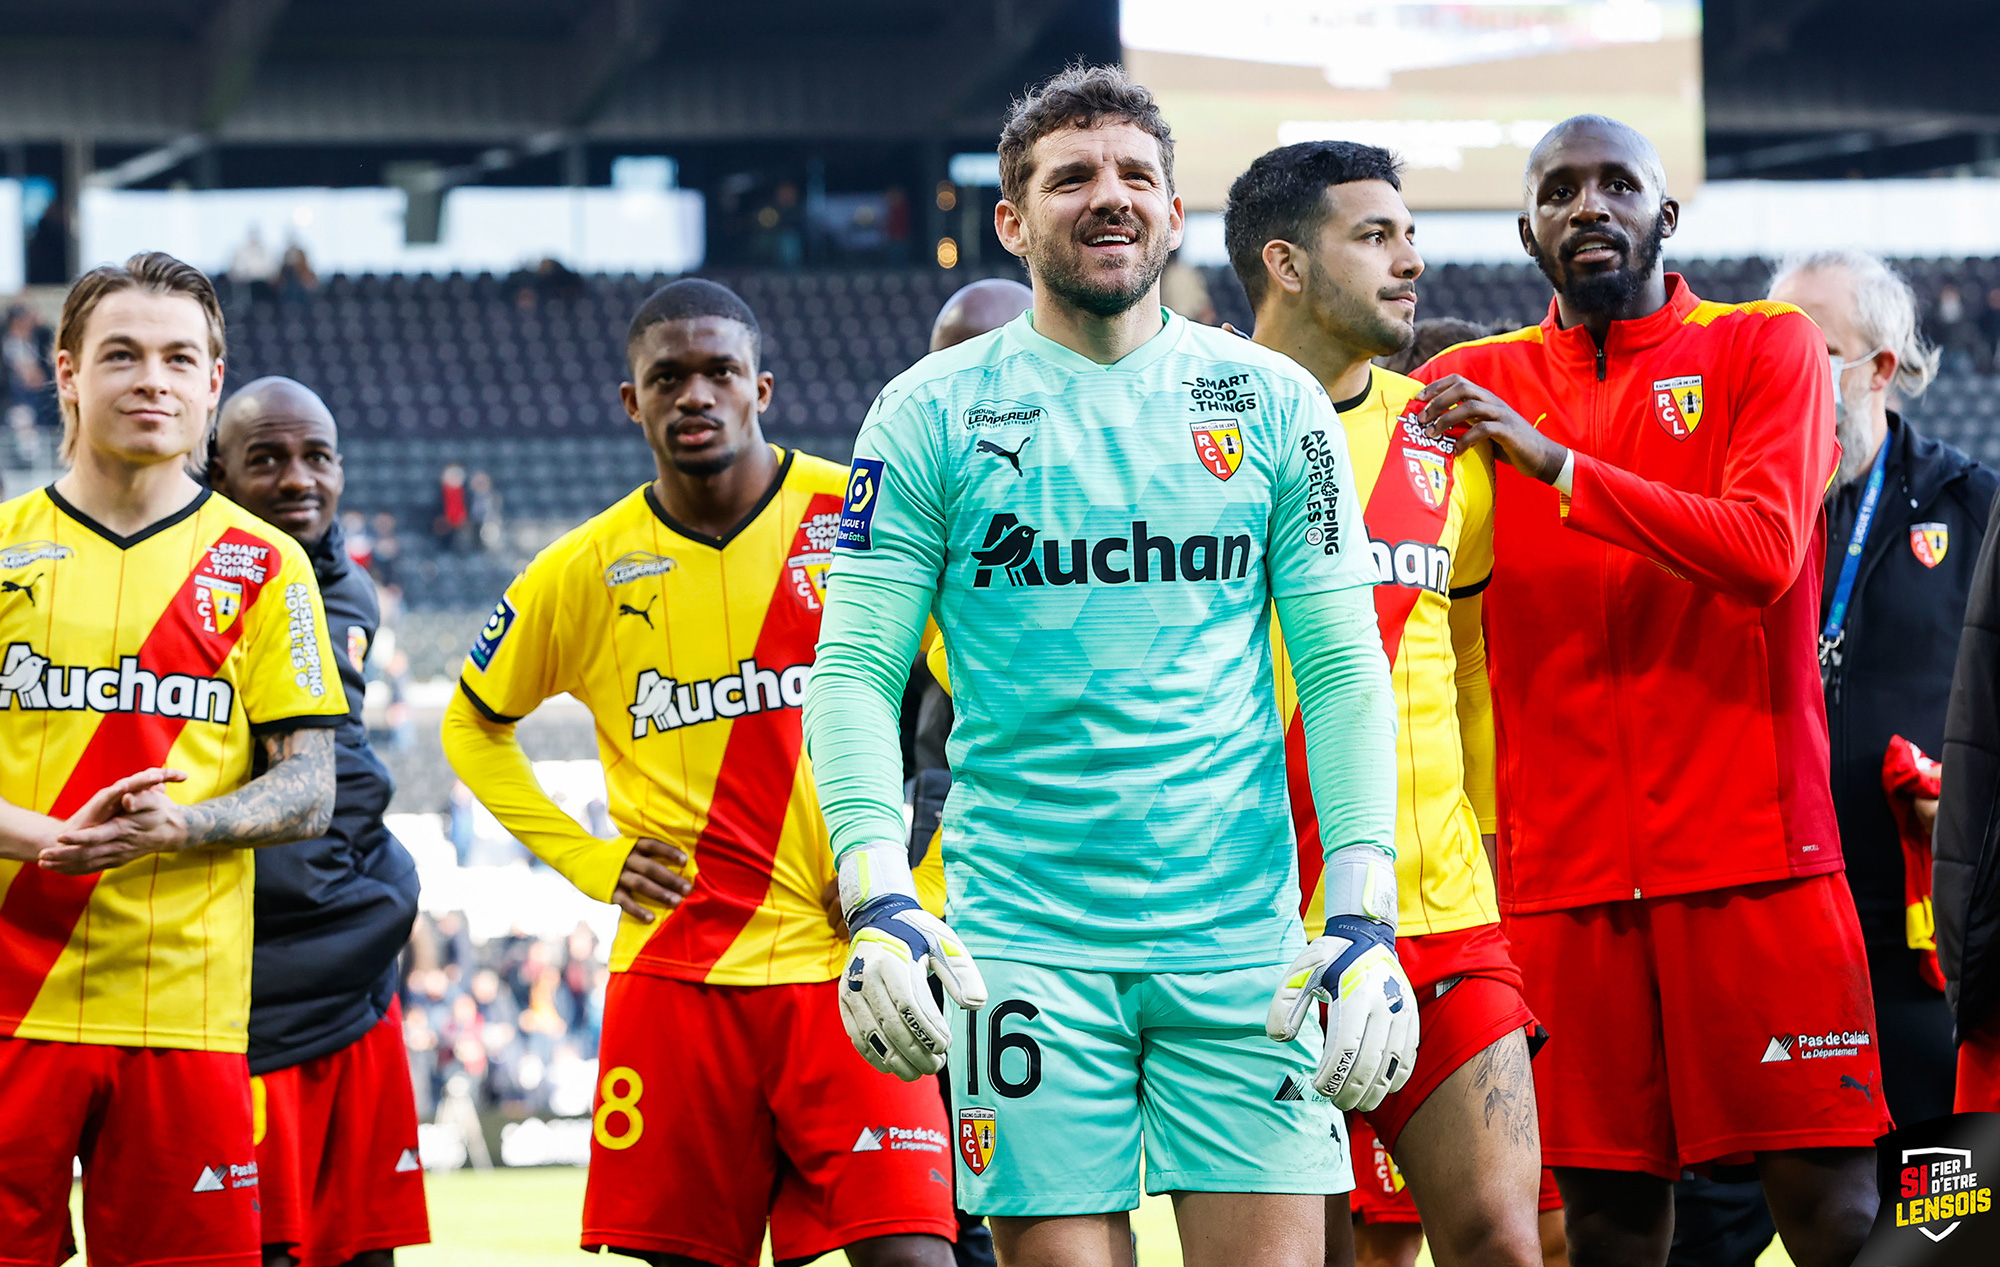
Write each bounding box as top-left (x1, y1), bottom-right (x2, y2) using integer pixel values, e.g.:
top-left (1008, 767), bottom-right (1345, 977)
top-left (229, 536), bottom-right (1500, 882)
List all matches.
top-left (1770, 252), bottom-right (1997, 1125)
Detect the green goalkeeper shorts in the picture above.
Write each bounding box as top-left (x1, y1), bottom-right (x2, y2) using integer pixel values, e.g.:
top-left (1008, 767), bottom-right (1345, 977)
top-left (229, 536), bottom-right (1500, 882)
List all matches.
top-left (944, 958), bottom-right (1350, 1217)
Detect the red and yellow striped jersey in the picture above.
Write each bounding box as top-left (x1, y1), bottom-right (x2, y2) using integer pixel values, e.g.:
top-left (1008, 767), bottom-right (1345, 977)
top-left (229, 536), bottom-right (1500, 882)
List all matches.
top-left (1274, 368), bottom-right (1501, 936)
top-left (0, 486), bottom-right (347, 1052)
top-left (457, 450), bottom-right (849, 986)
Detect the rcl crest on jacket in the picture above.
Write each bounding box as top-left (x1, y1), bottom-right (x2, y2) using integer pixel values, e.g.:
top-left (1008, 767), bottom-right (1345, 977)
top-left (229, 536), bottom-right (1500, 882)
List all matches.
top-left (1652, 375), bottom-right (1704, 440)
top-left (1190, 421), bottom-right (1244, 481)
top-left (1911, 522), bottom-right (1949, 568)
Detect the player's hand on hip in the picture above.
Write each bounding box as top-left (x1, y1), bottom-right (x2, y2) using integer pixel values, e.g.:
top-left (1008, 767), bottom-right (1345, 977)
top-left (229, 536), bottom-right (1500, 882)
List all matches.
top-left (42, 780), bottom-right (195, 874)
top-left (1413, 374), bottom-right (1568, 485)
top-left (1266, 915), bottom-right (1419, 1112)
top-left (840, 894), bottom-right (988, 1082)
top-left (612, 836), bottom-right (693, 923)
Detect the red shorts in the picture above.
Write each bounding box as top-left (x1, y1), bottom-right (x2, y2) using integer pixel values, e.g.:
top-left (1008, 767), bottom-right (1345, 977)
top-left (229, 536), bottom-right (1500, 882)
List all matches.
top-left (1508, 874), bottom-right (1892, 1178)
top-left (583, 972), bottom-right (957, 1267)
top-left (1954, 1020), bottom-right (2000, 1112)
top-left (0, 1037), bottom-right (258, 1267)
top-left (1360, 923), bottom-right (1538, 1152)
top-left (253, 998), bottom-right (429, 1266)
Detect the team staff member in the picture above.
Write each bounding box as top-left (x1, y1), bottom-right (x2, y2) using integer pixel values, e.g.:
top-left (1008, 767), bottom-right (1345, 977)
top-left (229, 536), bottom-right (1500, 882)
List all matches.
top-left (1768, 252), bottom-right (1995, 1124)
top-left (1938, 484), bottom-right (2000, 1109)
top-left (0, 252), bottom-right (346, 1265)
top-left (1227, 140), bottom-right (1549, 1267)
top-left (208, 377), bottom-right (429, 1267)
top-left (1412, 117), bottom-right (1887, 1267)
top-left (442, 279), bottom-right (957, 1267)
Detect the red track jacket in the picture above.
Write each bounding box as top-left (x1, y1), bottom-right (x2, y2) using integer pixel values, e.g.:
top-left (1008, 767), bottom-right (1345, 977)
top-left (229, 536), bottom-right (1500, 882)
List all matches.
top-left (1416, 274), bottom-right (1840, 913)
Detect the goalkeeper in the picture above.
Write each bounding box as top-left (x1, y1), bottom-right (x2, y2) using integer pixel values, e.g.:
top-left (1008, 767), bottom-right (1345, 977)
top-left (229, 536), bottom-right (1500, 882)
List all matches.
top-left (804, 65), bottom-right (1410, 1267)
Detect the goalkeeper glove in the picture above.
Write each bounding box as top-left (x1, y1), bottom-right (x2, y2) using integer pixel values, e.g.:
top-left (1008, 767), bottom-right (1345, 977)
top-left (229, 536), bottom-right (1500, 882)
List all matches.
top-left (837, 845), bottom-right (987, 1082)
top-left (1266, 857), bottom-right (1418, 1111)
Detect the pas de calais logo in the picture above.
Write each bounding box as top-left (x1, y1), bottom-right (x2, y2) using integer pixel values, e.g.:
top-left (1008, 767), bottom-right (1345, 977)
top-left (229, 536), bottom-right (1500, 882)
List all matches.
top-left (1653, 375), bottom-right (1704, 440)
top-left (957, 1107), bottom-right (996, 1176)
top-left (969, 512), bottom-right (1253, 589)
top-left (1913, 523), bottom-right (1950, 569)
top-left (1855, 1113), bottom-right (2000, 1264)
top-left (1190, 420), bottom-right (1245, 481)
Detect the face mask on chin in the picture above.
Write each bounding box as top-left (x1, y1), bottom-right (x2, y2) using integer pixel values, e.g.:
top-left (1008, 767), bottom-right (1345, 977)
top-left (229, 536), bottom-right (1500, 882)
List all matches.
top-left (1829, 347), bottom-right (1886, 487)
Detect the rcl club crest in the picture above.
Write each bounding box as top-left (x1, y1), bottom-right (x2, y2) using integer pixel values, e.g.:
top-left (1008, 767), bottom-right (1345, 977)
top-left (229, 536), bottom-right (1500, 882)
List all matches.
top-left (957, 1107), bottom-right (996, 1175)
top-left (786, 510), bottom-right (840, 611)
top-left (1911, 522), bottom-right (1949, 569)
top-left (1190, 421), bottom-right (1244, 481)
top-left (1403, 447), bottom-right (1448, 511)
top-left (1653, 375), bottom-right (1704, 440)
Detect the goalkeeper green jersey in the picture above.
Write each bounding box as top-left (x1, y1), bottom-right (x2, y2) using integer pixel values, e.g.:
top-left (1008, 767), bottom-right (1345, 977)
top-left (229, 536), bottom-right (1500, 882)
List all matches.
top-left (830, 309), bottom-right (1376, 970)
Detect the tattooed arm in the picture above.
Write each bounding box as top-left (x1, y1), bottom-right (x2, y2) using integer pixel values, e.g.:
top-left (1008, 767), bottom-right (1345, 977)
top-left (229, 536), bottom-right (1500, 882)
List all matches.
top-left (37, 728), bottom-right (336, 875)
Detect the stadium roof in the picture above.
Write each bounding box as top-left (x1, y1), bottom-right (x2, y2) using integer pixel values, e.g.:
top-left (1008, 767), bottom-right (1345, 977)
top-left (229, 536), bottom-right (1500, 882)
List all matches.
top-left (0, 1), bottom-right (1993, 180)
top-left (1704, 0), bottom-right (2000, 177)
top-left (0, 0), bottom-right (1113, 147)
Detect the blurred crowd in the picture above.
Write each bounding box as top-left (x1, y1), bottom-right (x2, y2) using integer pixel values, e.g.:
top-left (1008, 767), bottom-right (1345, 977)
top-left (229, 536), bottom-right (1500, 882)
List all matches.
top-left (400, 912), bottom-right (608, 1125)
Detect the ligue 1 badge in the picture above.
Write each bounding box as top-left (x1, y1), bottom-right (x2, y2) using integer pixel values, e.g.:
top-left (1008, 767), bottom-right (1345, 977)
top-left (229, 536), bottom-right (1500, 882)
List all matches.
top-left (1854, 1113), bottom-right (2000, 1264)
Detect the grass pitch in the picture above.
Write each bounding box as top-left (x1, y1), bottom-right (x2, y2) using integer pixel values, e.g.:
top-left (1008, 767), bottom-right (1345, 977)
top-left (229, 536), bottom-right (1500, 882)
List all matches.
top-left (75, 1167), bottom-right (1798, 1265)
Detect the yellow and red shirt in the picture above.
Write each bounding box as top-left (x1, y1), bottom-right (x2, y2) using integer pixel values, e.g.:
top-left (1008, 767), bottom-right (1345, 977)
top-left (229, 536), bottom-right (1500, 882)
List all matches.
top-left (0, 486), bottom-right (347, 1052)
top-left (456, 450), bottom-right (849, 986)
top-left (1273, 368), bottom-right (1501, 936)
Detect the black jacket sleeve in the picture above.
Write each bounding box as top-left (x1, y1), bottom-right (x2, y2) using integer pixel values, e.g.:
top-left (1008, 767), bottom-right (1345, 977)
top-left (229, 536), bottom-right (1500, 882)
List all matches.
top-left (1938, 480), bottom-right (2000, 1034)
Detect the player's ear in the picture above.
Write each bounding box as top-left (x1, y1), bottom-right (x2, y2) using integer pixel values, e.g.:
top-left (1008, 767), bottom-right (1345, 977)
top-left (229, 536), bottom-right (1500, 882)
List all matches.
top-left (1261, 240), bottom-right (1307, 298)
top-left (1516, 214), bottom-right (1536, 259)
top-left (1658, 196), bottom-right (1679, 240)
top-left (754, 370), bottom-right (774, 414)
top-left (619, 381), bottom-right (641, 425)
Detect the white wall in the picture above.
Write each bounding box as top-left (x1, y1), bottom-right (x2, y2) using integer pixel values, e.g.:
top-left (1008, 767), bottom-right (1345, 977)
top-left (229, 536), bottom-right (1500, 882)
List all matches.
top-left (1180, 179), bottom-right (2000, 267)
top-left (0, 180), bottom-right (25, 294)
top-left (80, 185), bottom-right (705, 277)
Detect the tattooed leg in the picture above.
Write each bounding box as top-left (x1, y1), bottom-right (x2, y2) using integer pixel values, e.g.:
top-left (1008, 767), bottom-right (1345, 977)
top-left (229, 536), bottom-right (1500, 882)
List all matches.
top-left (1381, 1028), bottom-right (1544, 1267)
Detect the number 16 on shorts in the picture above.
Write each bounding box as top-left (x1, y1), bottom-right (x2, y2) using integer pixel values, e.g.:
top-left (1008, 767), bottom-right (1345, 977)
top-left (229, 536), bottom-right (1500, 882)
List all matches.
top-left (948, 999), bottom-right (1044, 1188)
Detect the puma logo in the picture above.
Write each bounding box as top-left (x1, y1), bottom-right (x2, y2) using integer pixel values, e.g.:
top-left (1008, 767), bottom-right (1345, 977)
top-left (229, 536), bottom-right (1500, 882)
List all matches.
top-left (618, 596), bottom-right (657, 629)
top-left (976, 436), bottom-right (1030, 476)
top-left (1840, 1073), bottom-right (1876, 1103)
top-left (1, 573), bottom-right (39, 606)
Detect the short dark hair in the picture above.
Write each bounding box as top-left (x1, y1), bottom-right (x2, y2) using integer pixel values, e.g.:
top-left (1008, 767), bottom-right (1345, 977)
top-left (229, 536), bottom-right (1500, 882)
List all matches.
top-left (1223, 141), bottom-right (1404, 308)
top-left (998, 63), bottom-right (1174, 207)
top-left (625, 278), bottom-right (761, 368)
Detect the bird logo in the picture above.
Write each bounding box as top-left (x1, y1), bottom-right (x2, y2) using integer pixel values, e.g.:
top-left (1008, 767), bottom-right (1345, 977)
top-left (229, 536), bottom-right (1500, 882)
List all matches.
top-left (0, 572), bottom-right (40, 606)
top-left (971, 513), bottom-right (1040, 587)
top-left (976, 436), bottom-right (1031, 476)
top-left (618, 596), bottom-right (658, 629)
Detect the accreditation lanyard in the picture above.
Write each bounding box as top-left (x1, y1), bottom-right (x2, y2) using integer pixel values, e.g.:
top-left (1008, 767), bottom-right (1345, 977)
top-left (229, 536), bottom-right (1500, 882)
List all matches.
top-left (1818, 438), bottom-right (1890, 673)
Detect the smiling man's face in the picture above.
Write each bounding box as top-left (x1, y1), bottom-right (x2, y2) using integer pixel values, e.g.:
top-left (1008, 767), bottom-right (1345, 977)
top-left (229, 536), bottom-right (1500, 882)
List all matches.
top-left (208, 379), bottom-right (343, 543)
top-left (997, 120), bottom-right (1184, 319)
top-left (57, 289), bottom-right (224, 466)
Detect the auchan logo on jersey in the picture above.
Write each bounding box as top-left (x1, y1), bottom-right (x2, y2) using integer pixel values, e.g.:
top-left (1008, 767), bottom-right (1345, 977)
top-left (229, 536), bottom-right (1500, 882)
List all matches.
top-left (0, 642), bottom-right (234, 724)
top-left (970, 513), bottom-right (1254, 589)
top-left (627, 657), bottom-right (811, 738)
